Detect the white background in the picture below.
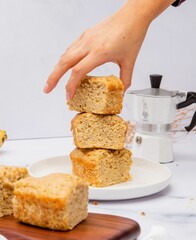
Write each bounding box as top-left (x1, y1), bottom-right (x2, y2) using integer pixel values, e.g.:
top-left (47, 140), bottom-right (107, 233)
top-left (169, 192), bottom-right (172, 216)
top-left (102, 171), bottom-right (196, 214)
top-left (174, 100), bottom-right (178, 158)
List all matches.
top-left (0, 0), bottom-right (195, 139)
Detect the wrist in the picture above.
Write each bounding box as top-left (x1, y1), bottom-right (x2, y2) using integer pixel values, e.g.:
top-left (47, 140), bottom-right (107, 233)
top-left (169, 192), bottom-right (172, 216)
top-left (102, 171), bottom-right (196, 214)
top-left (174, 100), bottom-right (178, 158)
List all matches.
top-left (124, 0), bottom-right (175, 25)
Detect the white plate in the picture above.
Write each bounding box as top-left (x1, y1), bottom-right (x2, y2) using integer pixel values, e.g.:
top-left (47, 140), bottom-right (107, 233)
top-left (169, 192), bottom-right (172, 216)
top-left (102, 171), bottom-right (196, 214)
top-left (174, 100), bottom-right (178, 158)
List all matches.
top-left (28, 155), bottom-right (172, 201)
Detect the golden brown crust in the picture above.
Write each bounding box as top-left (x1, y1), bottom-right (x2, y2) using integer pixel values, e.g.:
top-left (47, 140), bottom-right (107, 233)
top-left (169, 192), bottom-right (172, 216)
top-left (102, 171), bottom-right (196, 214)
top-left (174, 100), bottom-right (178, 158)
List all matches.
top-left (0, 166), bottom-right (28, 180)
top-left (82, 75), bottom-right (124, 91)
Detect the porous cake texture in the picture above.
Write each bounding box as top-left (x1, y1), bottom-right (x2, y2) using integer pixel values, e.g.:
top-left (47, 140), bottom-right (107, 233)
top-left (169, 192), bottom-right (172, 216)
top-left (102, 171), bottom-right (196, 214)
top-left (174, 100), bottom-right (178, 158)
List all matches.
top-left (0, 166), bottom-right (28, 217)
top-left (13, 173), bottom-right (88, 231)
top-left (71, 113), bottom-right (128, 149)
top-left (67, 75), bottom-right (124, 114)
top-left (70, 148), bottom-right (132, 188)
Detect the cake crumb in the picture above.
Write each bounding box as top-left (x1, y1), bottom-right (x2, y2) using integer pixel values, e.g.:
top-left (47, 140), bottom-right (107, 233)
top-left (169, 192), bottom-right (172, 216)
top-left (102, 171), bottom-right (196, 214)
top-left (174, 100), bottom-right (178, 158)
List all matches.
top-left (141, 211), bottom-right (146, 216)
top-left (92, 201), bottom-right (98, 206)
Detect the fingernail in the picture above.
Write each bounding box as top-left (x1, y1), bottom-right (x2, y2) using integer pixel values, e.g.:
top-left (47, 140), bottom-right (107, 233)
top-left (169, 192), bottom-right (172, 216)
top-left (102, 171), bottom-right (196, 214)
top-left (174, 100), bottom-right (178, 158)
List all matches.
top-left (66, 91), bottom-right (72, 101)
top-left (43, 83), bottom-right (50, 93)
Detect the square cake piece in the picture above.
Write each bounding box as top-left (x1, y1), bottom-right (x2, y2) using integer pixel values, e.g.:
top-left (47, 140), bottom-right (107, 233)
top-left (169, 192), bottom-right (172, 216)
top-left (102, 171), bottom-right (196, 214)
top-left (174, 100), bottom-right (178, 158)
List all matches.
top-left (13, 173), bottom-right (88, 231)
top-left (67, 75), bottom-right (124, 114)
top-left (71, 113), bottom-right (128, 149)
top-left (0, 166), bottom-right (28, 217)
top-left (70, 148), bottom-right (132, 188)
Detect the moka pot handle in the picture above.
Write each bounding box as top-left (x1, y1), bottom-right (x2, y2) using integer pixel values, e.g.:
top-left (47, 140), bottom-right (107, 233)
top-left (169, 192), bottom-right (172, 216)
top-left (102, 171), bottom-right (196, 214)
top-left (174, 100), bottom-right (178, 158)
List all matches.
top-left (177, 92), bottom-right (196, 132)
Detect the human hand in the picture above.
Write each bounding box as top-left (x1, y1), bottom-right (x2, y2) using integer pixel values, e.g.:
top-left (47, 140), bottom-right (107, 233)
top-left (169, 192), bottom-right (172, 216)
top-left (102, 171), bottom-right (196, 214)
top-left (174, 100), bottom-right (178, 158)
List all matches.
top-left (44, 0), bottom-right (174, 100)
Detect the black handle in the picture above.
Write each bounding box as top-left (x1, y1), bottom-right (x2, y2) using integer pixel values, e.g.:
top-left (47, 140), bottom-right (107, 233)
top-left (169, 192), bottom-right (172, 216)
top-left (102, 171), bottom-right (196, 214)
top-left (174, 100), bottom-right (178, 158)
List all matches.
top-left (150, 74), bottom-right (163, 89)
top-left (177, 92), bottom-right (196, 132)
top-left (177, 92), bottom-right (196, 109)
top-left (185, 111), bottom-right (196, 132)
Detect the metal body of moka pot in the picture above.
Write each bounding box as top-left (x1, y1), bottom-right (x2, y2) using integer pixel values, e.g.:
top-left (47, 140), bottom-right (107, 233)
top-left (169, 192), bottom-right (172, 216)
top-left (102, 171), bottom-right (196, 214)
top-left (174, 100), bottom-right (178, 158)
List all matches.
top-left (128, 74), bottom-right (196, 163)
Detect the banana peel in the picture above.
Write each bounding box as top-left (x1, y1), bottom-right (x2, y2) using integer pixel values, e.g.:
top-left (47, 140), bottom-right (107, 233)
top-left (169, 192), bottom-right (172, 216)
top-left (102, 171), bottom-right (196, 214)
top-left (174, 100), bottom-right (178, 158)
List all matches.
top-left (0, 130), bottom-right (7, 147)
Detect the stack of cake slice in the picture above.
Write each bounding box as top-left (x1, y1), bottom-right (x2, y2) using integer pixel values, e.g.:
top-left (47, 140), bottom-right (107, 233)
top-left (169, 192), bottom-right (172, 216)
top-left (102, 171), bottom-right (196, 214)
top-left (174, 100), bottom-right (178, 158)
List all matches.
top-left (68, 75), bottom-right (132, 187)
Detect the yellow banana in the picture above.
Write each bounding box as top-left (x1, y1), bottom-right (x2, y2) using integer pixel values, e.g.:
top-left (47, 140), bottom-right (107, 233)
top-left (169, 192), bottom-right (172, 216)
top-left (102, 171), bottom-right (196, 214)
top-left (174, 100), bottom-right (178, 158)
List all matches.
top-left (0, 130), bottom-right (7, 147)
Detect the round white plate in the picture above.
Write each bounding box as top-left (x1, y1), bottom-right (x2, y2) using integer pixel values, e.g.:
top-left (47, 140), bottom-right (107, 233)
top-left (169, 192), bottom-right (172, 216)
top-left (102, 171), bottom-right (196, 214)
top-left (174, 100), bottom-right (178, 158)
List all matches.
top-left (28, 155), bottom-right (172, 201)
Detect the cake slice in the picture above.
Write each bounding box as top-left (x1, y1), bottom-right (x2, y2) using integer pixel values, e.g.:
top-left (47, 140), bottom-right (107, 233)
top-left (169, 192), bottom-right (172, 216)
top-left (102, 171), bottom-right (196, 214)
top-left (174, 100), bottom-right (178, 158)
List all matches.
top-left (67, 75), bottom-right (124, 114)
top-left (0, 166), bottom-right (28, 217)
top-left (70, 148), bottom-right (132, 188)
top-left (13, 173), bottom-right (88, 231)
top-left (71, 113), bottom-right (128, 149)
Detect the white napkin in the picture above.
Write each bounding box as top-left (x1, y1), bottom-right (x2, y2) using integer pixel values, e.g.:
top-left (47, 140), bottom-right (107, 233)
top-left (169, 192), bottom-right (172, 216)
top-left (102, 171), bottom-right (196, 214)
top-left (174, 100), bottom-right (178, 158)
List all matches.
top-left (142, 226), bottom-right (177, 240)
top-left (0, 235), bottom-right (8, 240)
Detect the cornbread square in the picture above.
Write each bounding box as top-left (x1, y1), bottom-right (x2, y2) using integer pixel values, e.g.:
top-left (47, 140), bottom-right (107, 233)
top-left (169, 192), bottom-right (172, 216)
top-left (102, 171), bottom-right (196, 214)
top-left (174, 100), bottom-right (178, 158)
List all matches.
top-left (70, 148), bottom-right (132, 188)
top-left (13, 173), bottom-right (88, 231)
top-left (0, 166), bottom-right (28, 217)
top-left (71, 113), bottom-right (128, 149)
top-left (67, 75), bottom-right (124, 114)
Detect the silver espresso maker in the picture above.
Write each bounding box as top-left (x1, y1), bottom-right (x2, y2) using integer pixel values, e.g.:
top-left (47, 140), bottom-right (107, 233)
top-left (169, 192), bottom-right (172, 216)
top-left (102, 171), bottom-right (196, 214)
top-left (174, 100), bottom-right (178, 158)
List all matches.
top-left (127, 74), bottom-right (196, 163)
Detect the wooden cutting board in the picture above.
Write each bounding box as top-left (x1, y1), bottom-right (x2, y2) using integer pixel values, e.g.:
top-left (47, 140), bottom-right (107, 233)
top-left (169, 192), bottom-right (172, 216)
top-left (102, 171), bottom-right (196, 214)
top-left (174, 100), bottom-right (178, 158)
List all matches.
top-left (0, 213), bottom-right (140, 240)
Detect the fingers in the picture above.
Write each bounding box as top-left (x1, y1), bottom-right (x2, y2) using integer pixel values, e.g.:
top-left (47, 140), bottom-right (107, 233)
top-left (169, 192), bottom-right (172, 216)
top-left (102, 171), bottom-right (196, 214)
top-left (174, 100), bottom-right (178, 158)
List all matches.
top-left (66, 52), bottom-right (106, 100)
top-left (44, 48), bottom-right (87, 94)
top-left (120, 62), bottom-right (134, 91)
top-left (44, 31), bottom-right (91, 94)
top-left (44, 64), bottom-right (68, 94)
top-left (65, 55), bottom-right (134, 101)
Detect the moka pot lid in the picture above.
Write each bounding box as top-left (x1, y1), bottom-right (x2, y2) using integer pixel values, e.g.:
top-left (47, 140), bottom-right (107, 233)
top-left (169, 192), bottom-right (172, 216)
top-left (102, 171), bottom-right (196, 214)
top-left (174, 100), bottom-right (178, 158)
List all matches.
top-left (130, 74), bottom-right (177, 98)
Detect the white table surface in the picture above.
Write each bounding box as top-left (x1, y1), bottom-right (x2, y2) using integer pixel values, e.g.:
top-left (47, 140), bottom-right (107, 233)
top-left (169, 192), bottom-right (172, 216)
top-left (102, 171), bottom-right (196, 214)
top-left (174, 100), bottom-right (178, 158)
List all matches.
top-left (0, 134), bottom-right (196, 240)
